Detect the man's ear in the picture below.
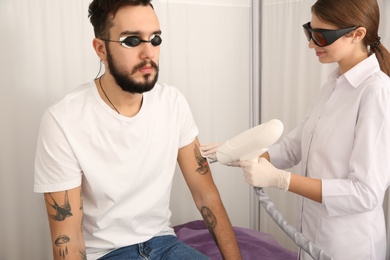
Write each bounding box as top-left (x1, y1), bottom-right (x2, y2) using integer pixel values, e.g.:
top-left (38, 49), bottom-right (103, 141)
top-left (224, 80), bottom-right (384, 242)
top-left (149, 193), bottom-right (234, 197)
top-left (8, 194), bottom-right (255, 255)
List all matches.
top-left (92, 38), bottom-right (107, 62)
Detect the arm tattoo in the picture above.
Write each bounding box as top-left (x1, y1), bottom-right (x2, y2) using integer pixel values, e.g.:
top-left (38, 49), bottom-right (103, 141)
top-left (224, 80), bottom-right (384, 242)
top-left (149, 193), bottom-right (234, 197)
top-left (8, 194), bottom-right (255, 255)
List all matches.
top-left (200, 206), bottom-right (219, 246)
top-left (79, 249), bottom-right (87, 260)
top-left (55, 235), bottom-right (70, 258)
top-left (79, 190), bottom-right (83, 210)
top-left (195, 144), bottom-right (209, 175)
top-left (46, 191), bottom-right (73, 221)
top-left (54, 235), bottom-right (87, 260)
top-left (80, 190), bottom-right (84, 233)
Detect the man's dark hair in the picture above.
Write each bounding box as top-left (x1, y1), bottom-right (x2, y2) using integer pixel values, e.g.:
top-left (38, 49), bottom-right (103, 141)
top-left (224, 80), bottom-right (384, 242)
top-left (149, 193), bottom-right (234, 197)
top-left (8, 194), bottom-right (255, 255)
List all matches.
top-left (88, 0), bottom-right (153, 38)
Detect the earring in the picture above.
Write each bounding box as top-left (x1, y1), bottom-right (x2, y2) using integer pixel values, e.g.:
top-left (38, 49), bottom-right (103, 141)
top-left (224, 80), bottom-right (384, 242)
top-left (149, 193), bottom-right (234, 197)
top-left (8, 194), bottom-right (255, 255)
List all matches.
top-left (353, 39), bottom-right (357, 43)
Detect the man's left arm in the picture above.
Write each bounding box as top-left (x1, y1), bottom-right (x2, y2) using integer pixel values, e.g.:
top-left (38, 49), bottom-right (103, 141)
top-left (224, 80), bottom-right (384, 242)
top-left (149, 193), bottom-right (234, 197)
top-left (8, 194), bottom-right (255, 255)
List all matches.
top-left (177, 137), bottom-right (242, 260)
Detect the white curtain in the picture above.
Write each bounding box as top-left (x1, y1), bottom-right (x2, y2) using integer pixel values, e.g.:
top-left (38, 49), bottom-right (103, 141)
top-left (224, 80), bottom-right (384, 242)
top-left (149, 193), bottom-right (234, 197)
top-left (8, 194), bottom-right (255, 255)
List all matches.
top-left (260, 0), bottom-right (390, 254)
top-left (154, 0), bottom-right (253, 229)
top-left (0, 0), bottom-right (253, 259)
top-left (1, 1), bottom-right (96, 259)
top-left (379, 1), bottom-right (390, 258)
top-left (260, 0), bottom-right (324, 251)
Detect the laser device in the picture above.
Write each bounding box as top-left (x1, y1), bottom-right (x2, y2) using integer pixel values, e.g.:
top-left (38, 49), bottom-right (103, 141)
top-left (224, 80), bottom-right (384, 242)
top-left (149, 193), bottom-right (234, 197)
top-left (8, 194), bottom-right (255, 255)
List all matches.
top-left (216, 119), bottom-right (284, 164)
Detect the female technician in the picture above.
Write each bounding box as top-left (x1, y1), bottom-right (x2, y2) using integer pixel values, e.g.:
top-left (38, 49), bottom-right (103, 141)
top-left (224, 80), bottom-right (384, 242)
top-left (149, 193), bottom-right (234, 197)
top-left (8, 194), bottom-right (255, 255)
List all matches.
top-left (240, 0), bottom-right (390, 259)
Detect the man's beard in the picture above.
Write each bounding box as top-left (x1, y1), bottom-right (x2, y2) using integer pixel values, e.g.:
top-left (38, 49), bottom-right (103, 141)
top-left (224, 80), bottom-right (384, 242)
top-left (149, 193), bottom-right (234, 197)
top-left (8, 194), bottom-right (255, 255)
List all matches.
top-left (106, 46), bottom-right (159, 94)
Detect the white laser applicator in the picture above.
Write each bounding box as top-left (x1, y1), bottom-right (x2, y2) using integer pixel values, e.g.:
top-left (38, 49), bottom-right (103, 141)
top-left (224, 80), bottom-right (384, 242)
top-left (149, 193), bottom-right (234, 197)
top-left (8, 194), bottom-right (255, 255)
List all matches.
top-left (216, 119), bottom-right (284, 164)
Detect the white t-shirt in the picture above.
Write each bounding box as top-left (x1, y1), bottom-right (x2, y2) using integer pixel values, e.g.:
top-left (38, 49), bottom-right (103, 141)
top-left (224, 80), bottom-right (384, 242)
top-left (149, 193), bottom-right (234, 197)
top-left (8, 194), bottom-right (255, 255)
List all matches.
top-left (34, 81), bottom-right (198, 259)
top-left (268, 54), bottom-right (390, 260)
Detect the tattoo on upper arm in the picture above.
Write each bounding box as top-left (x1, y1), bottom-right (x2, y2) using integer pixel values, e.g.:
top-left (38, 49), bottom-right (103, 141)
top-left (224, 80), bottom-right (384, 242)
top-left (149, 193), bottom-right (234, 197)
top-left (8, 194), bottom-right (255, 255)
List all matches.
top-left (195, 144), bottom-right (209, 175)
top-left (46, 191), bottom-right (73, 221)
top-left (55, 235), bottom-right (70, 258)
top-left (200, 206), bottom-right (218, 245)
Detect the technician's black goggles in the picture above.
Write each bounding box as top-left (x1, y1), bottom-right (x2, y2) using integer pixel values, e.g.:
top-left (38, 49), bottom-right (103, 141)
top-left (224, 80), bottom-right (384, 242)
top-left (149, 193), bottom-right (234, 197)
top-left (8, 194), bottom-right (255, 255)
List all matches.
top-left (302, 22), bottom-right (357, 47)
top-left (102, 34), bottom-right (162, 48)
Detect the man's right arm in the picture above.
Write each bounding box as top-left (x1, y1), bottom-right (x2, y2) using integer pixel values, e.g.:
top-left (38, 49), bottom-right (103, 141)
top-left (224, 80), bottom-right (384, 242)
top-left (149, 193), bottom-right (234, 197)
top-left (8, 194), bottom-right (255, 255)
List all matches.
top-left (44, 186), bottom-right (86, 260)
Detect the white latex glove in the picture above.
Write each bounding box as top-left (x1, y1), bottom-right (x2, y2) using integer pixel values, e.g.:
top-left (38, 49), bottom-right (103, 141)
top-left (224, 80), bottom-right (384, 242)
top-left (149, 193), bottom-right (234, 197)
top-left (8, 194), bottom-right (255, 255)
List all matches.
top-left (240, 157), bottom-right (291, 191)
top-left (224, 148), bottom-right (269, 167)
top-left (200, 143), bottom-right (241, 166)
top-left (200, 143), bottom-right (221, 163)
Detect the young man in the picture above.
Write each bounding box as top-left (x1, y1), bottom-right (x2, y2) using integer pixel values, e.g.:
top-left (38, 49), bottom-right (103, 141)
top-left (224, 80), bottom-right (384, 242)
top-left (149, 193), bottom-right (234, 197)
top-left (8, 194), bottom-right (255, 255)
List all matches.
top-left (34, 0), bottom-right (242, 259)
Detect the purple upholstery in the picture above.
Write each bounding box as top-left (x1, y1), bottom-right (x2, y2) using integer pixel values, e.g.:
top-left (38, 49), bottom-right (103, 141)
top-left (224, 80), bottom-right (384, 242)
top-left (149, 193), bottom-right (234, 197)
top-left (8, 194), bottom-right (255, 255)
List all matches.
top-left (174, 220), bottom-right (297, 260)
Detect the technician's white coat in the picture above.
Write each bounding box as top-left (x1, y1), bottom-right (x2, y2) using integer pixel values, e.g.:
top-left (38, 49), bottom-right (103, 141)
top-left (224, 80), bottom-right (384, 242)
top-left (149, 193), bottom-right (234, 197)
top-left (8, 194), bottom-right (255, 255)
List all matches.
top-left (269, 54), bottom-right (390, 260)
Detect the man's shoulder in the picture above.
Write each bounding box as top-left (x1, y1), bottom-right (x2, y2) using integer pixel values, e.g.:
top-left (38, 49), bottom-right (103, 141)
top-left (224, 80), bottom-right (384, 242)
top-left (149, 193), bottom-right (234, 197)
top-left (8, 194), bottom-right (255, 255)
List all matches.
top-left (149, 82), bottom-right (185, 100)
top-left (50, 82), bottom-right (95, 109)
top-left (153, 82), bottom-right (180, 94)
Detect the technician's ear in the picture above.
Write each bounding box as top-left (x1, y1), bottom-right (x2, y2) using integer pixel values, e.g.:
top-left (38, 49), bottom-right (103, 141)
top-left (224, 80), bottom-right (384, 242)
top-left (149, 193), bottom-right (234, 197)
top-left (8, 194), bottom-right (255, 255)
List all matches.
top-left (92, 38), bottom-right (107, 62)
top-left (353, 27), bottom-right (367, 42)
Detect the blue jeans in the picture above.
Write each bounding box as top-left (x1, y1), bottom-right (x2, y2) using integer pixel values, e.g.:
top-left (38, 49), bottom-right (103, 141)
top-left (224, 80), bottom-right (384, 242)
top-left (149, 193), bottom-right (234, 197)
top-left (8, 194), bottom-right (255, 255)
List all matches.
top-left (98, 235), bottom-right (210, 260)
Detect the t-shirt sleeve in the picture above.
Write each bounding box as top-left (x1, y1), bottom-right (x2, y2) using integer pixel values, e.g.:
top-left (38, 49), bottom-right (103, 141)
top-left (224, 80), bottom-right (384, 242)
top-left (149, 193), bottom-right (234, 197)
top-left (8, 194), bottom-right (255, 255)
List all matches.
top-left (34, 109), bottom-right (82, 193)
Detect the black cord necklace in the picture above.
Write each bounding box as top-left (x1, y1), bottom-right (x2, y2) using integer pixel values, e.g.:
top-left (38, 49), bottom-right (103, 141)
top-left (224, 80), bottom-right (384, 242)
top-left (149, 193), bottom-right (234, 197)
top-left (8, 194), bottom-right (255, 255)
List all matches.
top-left (99, 76), bottom-right (120, 114)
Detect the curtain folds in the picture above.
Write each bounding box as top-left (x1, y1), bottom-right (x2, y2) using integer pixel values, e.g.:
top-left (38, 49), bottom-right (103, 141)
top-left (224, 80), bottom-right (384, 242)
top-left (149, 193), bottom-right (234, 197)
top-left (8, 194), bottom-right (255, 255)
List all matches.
top-left (380, 1), bottom-right (390, 258)
top-left (1, 1), bottom-right (96, 259)
top-left (260, 0), bottom-right (326, 252)
top-left (154, 0), bottom-right (253, 229)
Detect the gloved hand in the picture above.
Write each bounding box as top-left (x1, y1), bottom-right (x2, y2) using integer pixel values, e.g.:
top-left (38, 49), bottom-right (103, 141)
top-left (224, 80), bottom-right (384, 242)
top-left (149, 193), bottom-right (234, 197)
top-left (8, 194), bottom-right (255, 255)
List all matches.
top-left (240, 157), bottom-right (291, 191)
top-left (200, 143), bottom-right (221, 163)
top-left (200, 143), bottom-right (241, 166)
